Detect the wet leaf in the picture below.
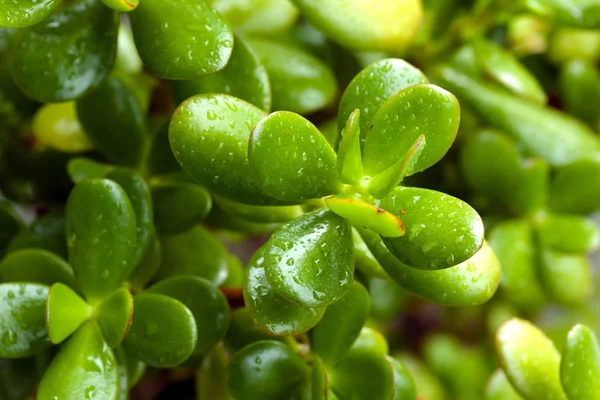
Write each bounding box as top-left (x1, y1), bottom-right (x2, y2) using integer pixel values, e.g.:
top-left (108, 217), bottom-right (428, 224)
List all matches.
top-left (353, 229), bottom-right (389, 279)
top-left (151, 180), bottom-right (211, 235)
top-left (97, 288), bottom-right (133, 348)
top-left (0, 249), bottom-right (75, 288)
top-left (46, 282), bottom-right (91, 344)
top-left (0, 0), bottom-right (61, 28)
top-left (215, 195), bottom-right (303, 224)
top-left (101, 0), bottom-right (138, 12)
top-left (329, 349), bottom-right (394, 400)
top-left (337, 109), bottom-right (363, 185)
top-left (561, 324), bottom-right (600, 400)
top-left (224, 308), bottom-right (283, 353)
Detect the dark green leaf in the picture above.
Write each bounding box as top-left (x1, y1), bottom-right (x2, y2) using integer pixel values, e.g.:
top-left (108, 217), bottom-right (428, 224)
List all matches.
top-left (11, 0), bottom-right (119, 102)
top-left (46, 282), bottom-right (91, 344)
top-left (224, 308), bottom-right (283, 353)
top-left (0, 202), bottom-right (21, 256)
top-left (559, 59), bottom-right (600, 128)
top-left (127, 231), bottom-right (161, 289)
top-left (0, 0), bottom-right (61, 28)
top-left (151, 181), bottom-right (211, 235)
top-left (561, 324), bottom-right (600, 400)
top-left (540, 247), bottom-right (592, 306)
top-left (97, 288), bottom-right (133, 348)
top-left (196, 344), bottom-right (230, 400)
top-left (549, 155), bottom-right (600, 214)
top-left (337, 109), bottom-right (363, 185)
top-left (67, 157), bottom-right (114, 184)
top-left (0, 249), bottom-right (75, 288)
top-left (7, 213), bottom-right (66, 259)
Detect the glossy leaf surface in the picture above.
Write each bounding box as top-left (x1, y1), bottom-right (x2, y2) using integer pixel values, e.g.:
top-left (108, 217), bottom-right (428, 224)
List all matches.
top-left (224, 308), bottom-right (282, 353)
top-left (561, 324), bottom-right (600, 400)
top-left (311, 356), bottom-right (328, 400)
top-left (128, 232), bottom-right (161, 289)
top-left (46, 283), bottom-right (91, 344)
top-left (0, 249), bottom-right (75, 288)
top-left (244, 247), bottom-right (326, 336)
top-left (151, 181), bottom-right (211, 235)
top-left (249, 111), bottom-right (340, 201)
top-left (67, 158), bottom-right (114, 184)
top-left (350, 327), bottom-right (389, 354)
top-left (37, 322), bottom-right (118, 400)
top-left (0, 283), bottom-right (50, 358)
top-left (130, 0), bottom-right (233, 79)
top-left (262, 209), bottom-right (354, 307)
top-left (379, 187), bottom-right (484, 269)
top-left (66, 179), bottom-right (137, 299)
top-left (148, 276), bottom-right (229, 355)
top-left (101, 0), bottom-right (138, 12)
top-left (97, 288), bottom-right (133, 348)
top-left (124, 293), bottom-right (197, 368)
top-left (388, 356), bottom-right (417, 400)
top-left (337, 109), bottom-right (363, 185)
top-left (312, 282), bottom-right (370, 366)
top-left (12, 0), bottom-right (119, 102)
top-left (215, 195), bottom-right (303, 223)
top-left (0, 0), bottom-right (61, 28)
top-left (330, 349), bottom-right (394, 400)
top-left (353, 229), bottom-right (389, 279)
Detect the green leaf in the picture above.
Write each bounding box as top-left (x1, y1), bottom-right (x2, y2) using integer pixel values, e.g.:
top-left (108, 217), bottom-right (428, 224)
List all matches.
top-left (513, 158), bottom-right (550, 216)
top-left (0, 356), bottom-right (43, 400)
top-left (358, 227), bottom-right (501, 306)
top-left (122, 345), bottom-right (146, 388)
top-left (247, 39), bottom-right (337, 114)
top-left (170, 94), bottom-right (281, 205)
top-left (97, 288), bottom-right (133, 348)
top-left (114, 347), bottom-right (129, 400)
top-left (560, 324), bottom-right (600, 400)
top-left (495, 318), bottom-right (568, 400)
top-left (472, 39), bottom-right (547, 104)
top-left (395, 353), bottom-right (447, 400)
top-left (549, 155), bottom-right (600, 214)
top-left (244, 246), bottom-right (326, 336)
top-left (124, 293), bottom-right (197, 368)
top-left (540, 247), bottom-right (592, 306)
top-left (224, 307), bottom-right (283, 353)
top-left (387, 356), bottom-right (417, 400)
top-left (379, 187), bottom-right (484, 269)
top-left (151, 181), bottom-right (211, 235)
top-left (196, 344), bottom-right (230, 400)
top-left (158, 225), bottom-right (229, 286)
top-left (77, 77), bottom-right (148, 168)
top-left (559, 59), bottom-right (600, 128)
top-left (67, 157), bottom-right (114, 184)
top-left (311, 357), bottom-right (328, 400)
top-left (7, 212), bottom-right (66, 258)
top-left (329, 349), bottom-right (395, 400)
top-left (436, 66), bottom-right (600, 166)
top-left (11, 0), bottom-right (119, 102)
top-left (0, 283), bottom-right (50, 358)
top-left (129, 0), bottom-right (233, 79)
top-left (172, 35), bottom-right (271, 111)
top-left (337, 109), bottom-right (363, 185)
top-left (147, 119), bottom-right (182, 177)
top-left (127, 231), bottom-right (161, 289)
top-left (46, 283), bottom-right (91, 344)
top-left (368, 278), bottom-right (406, 320)
top-left (228, 340), bottom-right (310, 400)
top-left (536, 214), bottom-right (600, 253)
top-left (486, 369), bottom-right (525, 400)
top-left (262, 209), bottom-right (354, 307)
top-left (249, 111), bottom-right (341, 201)
top-left (350, 327), bottom-right (389, 355)
top-left (362, 84), bottom-right (459, 178)
top-left (215, 195), bottom-right (303, 224)
top-left (0, 249), bottom-right (75, 288)
top-left (353, 229), bottom-right (389, 279)
top-left (106, 169), bottom-right (153, 267)
top-left (367, 134), bottom-right (426, 198)
top-left (101, 0), bottom-right (138, 12)
top-left (292, 0), bottom-right (422, 52)
top-left (0, 0), bottom-right (61, 28)
top-left (32, 102), bottom-right (93, 153)
top-left (148, 276), bottom-right (229, 355)
top-left (37, 322), bottom-right (119, 400)
top-left (66, 179), bottom-right (137, 300)
top-left (312, 281), bottom-right (370, 366)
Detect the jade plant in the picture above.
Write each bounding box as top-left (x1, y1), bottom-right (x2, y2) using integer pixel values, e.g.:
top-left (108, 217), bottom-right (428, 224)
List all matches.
top-left (1, 0), bottom-right (600, 399)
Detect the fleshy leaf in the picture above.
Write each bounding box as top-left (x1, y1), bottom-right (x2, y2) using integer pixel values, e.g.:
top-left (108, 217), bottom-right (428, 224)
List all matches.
top-left (7, 212), bottom-right (66, 258)
top-left (559, 59), bottom-right (600, 128)
top-left (0, 283), bottom-right (50, 358)
top-left (128, 232), bottom-right (161, 289)
top-left (77, 77), bottom-right (148, 167)
top-left (249, 111), bottom-right (341, 201)
top-left (129, 0), bottom-right (233, 79)
top-left (513, 158), bottom-right (550, 216)
top-left (486, 369), bottom-right (525, 400)
top-left (65, 179), bottom-right (137, 300)
top-left (244, 247), bottom-right (326, 336)
top-left (363, 84), bottom-right (459, 177)
top-left (379, 187), bottom-right (484, 269)
top-left (549, 155), bottom-right (600, 214)
top-left (247, 39), bottom-right (337, 114)
top-left (169, 94), bottom-right (281, 205)
top-left (157, 225), bottom-right (229, 286)
top-left (67, 157), bottom-right (114, 184)
top-left (46, 283), bottom-right (91, 344)
top-left (353, 228), bottom-right (389, 279)
top-left (0, 0), bottom-right (61, 28)
top-left (124, 293), bottom-right (197, 368)
top-left (224, 308), bottom-right (284, 353)
top-left (11, 0), bottom-right (119, 102)
top-left (350, 327), bottom-right (389, 354)
top-left (560, 324), bottom-right (600, 400)
top-left (387, 356), bottom-right (417, 400)
top-left (339, 59), bottom-right (428, 146)
top-left (495, 318), bottom-right (568, 400)
top-left (151, 181), bottom-right (211, 235)
top-left (262, 209), bottom-right (354, 307)
top-left (196, 344), bottom-right (230, 400)
top-left (337, 109), bottom-right (363, 185)
top-left (536, 214), bottom-right (600, 253)
top-left (97, 288), bottom-right (133, 348)
top-left (114, 347), bottom-right (129, 400)
top-left (148, 276), bottom-right (230, 355)
top-left (228, 341), bottom-right (310, 400)
top-left (208, 0), bottom-right (298, 35)
top-left (215, 195), bottom-right (303, 223)
top-left (312, 281), bottom-right (370, 366)
top-left (37, 322), bottom-right (118, 400)
top-left (32, 102), bottom-right (93, 153)
top-left (172, 35), bottom-right (271, 111)
top-left (540, 247), bottom-right (592, 306)
top-left (0, 249), bottom-right (75, 288)
top-left (101, 0), bottom-right (139, 12)
top-left (358, 227), bottom-right (501, 306)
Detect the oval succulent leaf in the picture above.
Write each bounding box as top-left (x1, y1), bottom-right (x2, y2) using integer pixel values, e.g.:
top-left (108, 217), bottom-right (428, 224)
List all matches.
top-left (244, 247), bottom-right (325, 336)
top-left (148, 276), bottom-right (230, 355)
top-left (0, 283), bottom-right (50, 358)
top-left (379, 187), bottom-right (484, 269)
top-left (312, 356), bottom-right (328, 400)
top-left (540, 247), bottom-right (592, 306)
top-left (249, 111), bottom-right (341, 201)
top-left (225, 307), bottom-right (283, 353)
top-left (172, 35), bottom-right (271, 111)
top-left (11, 0), bottom-right (119, 102)
top-left (549, 155), bottom-right (600, 214)
top-left (387, 356), bottom-right (417, 400)
top-left (560, 324), bottom-right (600, 400)
top-left (67, 157), bottom-right (114, 184)
top-left (97, 288), bottom-right (133, 348)
top-left (32, 102), bottom-right (93, 153)
top-left (128, 232), bottom-right (161, 289)
top-left (495, 318), bottom-right (568, 400)
top-left (66, 179), bottom-right (137, 300)
top-left (559, 59), bottom-right (600, 127)
top-left (350, 327), bottom-right (389, 354)
top-left (46, 283), bottom-right (92, 345)
top-left (0, 249), bottom-right (75, 288)
top-left (228, 340), bottom-right (310, 400)
top-left (6, 212), bottom-right (67, 258)
top-left (101, 0), bottom-right (139, 12)
top-left (196, 345), bottom-right (231, 400)
top-left (262, 208), bottom-right (354, 307)
top-left (536, 213), bottom-right (600, 253)
top-left (337, 109), bottom-right (364, 185)
top-left (129, 0), bottom-right (233, 79)
top-left (215, 195), bottom-right (303, 224)
top-left (353, 228), bottom-right (389, 279)
top-left (362, 84), bottom-right (459, 178)
top-left (0, 0), bottom-right (61, 28)
top-left (312, 282), bottom-right (370, 366)
top-left (124, 293), bottom-right (197, 368)
top-left (486, 369), bottom-right (525, 400)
